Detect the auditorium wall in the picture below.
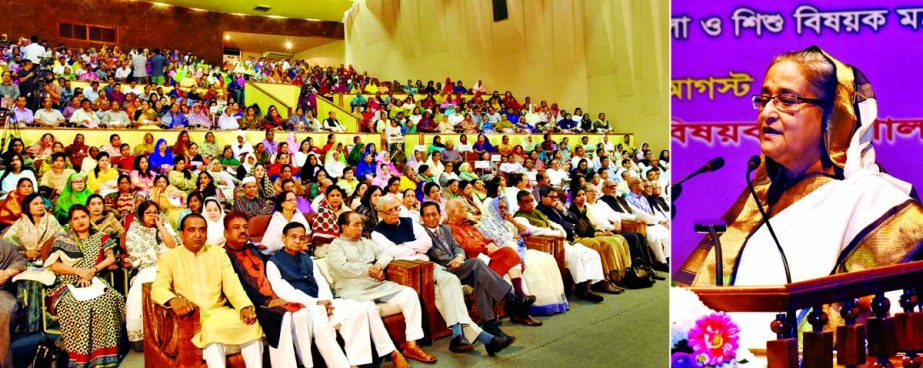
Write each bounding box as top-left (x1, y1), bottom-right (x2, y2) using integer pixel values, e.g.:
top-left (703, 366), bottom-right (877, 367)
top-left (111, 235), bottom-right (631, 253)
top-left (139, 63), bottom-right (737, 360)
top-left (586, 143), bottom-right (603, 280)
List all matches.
top-left (342, 0), bottom-right (669, 149)
top-left (294, 40), bottom-right (346, 67)
top-left (0, 0), bottom-right (343, 64)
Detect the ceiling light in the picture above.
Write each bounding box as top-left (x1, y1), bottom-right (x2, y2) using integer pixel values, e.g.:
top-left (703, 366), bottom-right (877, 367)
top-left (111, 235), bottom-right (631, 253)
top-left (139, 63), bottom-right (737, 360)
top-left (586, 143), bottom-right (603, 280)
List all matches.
top-left (224, 35), bottom-right (231, 40)
top-left (285, 41), bottom-right (293, 49)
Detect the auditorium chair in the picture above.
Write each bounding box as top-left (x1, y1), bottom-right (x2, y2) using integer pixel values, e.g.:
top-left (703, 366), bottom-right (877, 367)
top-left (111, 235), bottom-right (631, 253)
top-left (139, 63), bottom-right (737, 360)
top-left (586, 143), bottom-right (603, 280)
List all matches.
top-left (247, 214), bottom-right (272, 245)
top-left (141, 258), bottom-right (434, 367)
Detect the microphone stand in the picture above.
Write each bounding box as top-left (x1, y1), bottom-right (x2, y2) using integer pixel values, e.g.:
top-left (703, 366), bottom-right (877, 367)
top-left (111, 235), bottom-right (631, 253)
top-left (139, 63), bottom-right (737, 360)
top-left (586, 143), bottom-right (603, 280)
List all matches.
top-left (745, 162), bottom-right (792, 284)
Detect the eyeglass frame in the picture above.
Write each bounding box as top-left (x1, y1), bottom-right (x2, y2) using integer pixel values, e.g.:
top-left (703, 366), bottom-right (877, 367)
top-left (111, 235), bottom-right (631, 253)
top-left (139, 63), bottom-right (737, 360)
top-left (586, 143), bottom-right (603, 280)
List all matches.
top-left (751, 93), bottom-right (828, 112)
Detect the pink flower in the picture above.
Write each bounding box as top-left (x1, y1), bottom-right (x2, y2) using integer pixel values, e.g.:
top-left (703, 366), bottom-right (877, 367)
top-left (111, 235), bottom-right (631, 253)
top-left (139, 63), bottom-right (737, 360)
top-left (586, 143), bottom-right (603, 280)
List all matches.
top-left (687, 312), bottom-right (740, 366)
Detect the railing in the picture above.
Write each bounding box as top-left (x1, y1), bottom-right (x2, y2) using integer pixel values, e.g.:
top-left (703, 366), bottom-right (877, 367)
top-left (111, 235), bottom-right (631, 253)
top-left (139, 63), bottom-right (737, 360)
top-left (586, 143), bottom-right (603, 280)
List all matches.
top-left (315, 93), bottom-right (358, 132)
top-left (244, 81), bottom-right (295, 117)
top-left (686, 260), bottom-right (923, 367)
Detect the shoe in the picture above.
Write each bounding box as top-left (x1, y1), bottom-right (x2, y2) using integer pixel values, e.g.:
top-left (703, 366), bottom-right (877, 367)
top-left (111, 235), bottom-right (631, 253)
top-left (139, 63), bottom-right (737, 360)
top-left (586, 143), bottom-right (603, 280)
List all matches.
top-left (510, 314), bottom-right (543, 326)
top-left (485, 334), bottom-right (514, 356)
top-left (591, 281), bottom-right (623, 295)
top-left (449, 335), bottom-right (475, 353)
top-left (575, 288), bottom-right (604, 302)
top-left (482, 321), bottom-right (516, 343)
top-left (653, 262), bottom-right (669, 272)
top-left (652, 273), bottom-right (666, 281)
top-left (130, 341), bottom-right (144, 352)
top-left (391, 351), bottom-right (412, 368)
top-left (504, 294), bottom-right (536, 317)
top-left (400, 343), bottom-right (437, 363)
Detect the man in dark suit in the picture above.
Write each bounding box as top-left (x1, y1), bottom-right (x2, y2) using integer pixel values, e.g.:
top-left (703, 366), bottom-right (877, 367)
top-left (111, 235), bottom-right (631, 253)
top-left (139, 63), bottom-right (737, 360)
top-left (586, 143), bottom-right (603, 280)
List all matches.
top-left (419, 201), bottom-right (520, 356)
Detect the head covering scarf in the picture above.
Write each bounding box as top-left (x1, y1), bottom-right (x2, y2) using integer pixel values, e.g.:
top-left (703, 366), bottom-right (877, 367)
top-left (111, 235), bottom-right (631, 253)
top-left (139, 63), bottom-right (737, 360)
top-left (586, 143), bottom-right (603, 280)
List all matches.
top-left (355, 151), bottom-right (377, 182)
top-left (324, 150), bottom-right (346, 178)
top-left (148, 138), bottom-right (174, 172)
top-left (202, 197), bottom-right (226, 246)
top-left (371, 163), bottom-right (392, 188)
top-left (476, 197), bottom-right (514, 246)
top-left (376, 151), bottom-right (399, 176)
top-left (299, 153), bottom-right (322, 181)
top-left (241, 152), bottom-right (257, 174)
top-left (54, 173), bottom-right (92, 220)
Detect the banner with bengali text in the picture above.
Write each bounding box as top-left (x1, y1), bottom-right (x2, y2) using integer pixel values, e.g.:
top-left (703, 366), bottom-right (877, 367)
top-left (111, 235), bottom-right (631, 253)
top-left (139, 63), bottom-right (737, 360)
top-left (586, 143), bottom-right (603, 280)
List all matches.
top-left (671, 0), bottom-right (923, 275)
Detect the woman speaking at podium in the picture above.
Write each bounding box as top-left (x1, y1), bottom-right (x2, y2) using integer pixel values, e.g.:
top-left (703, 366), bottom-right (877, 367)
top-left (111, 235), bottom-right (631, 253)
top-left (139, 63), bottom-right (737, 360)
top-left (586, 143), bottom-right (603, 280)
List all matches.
top-left (685, 46), bottom-right (923, 287)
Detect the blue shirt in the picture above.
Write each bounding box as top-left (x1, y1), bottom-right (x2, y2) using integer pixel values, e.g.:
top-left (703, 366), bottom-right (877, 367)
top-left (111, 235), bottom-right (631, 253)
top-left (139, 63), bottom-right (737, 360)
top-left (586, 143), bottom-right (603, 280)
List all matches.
top-left (625, 192), bottom-right (654, 217)
top-left (150, 54), bottom-right (167, 77)
top-left (163, 112), bottom-right (187, 128)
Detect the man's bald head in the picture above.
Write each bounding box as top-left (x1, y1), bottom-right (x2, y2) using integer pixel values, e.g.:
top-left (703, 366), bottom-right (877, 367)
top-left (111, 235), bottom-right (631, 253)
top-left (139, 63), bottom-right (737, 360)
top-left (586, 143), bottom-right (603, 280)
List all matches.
top-left (627, 176), bottom-right (644, 194)
top-left (445, 198), bottom-right (467, 223)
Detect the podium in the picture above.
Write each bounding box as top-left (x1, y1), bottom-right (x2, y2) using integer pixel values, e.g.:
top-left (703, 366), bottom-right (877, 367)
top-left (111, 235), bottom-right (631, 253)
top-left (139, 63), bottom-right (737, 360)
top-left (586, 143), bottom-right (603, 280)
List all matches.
top-left (685, 260), bottom-right (923, 367)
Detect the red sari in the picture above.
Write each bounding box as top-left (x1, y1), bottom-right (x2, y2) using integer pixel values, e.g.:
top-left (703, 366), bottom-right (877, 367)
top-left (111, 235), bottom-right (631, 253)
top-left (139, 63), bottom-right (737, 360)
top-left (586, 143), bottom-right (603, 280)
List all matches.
top-left (448, 222), bottom-right (523, 276)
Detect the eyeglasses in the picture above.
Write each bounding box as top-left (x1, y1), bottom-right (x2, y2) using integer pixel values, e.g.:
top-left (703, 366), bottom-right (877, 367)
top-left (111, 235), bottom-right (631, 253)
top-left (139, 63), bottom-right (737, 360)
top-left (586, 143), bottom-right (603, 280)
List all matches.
top-left (751, 94), bottom-right (828, 112)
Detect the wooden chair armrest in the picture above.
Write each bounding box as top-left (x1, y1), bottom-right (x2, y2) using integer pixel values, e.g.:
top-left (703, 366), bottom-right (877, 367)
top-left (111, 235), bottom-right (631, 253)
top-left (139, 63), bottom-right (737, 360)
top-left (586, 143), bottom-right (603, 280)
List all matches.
top-left (142, 283), bottom-right (204, 367)
top-left (620, 220), bottom-right (647, 237)
top-left (384, 260), bottom-right (423, 293)
top-left (385, 260), bottom-right (439, 344)
top-left (523, 236), bottom-right (566, 274)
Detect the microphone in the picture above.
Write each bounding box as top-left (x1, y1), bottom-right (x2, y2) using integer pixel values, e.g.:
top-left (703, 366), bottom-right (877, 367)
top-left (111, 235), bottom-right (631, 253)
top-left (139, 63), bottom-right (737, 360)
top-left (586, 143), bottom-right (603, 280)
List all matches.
top-left (745, 155), bottom-right (792, 284)
top-left (671, 157), bottom-right (725, 201)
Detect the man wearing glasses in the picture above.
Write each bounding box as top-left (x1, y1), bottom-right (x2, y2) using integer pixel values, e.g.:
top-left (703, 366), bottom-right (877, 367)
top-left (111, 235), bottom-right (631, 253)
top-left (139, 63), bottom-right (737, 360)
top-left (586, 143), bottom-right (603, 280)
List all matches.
top-left (326, 211), bottom-right (437, 364)
top-left (624, 177), bottom-right (671, 271)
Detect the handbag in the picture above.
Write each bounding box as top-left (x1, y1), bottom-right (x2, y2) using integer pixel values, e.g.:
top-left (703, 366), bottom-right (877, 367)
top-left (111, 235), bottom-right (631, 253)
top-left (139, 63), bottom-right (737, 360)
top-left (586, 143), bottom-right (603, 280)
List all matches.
top-left (29, 332), bottom-right (60, 368)
top-left (620, 257), bottom-right (655, 289)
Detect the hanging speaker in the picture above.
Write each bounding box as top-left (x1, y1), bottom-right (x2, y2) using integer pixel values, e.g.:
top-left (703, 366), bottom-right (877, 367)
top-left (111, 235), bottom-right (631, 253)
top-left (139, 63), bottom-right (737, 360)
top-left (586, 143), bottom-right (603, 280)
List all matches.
top-left (493, 0), bottom-right (509, 21)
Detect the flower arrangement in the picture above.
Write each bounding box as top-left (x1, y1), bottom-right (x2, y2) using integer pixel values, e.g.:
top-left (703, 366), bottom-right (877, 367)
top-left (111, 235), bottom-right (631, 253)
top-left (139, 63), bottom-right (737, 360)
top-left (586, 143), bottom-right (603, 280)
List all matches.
top-left (671, 288), bottom-right (750, 367)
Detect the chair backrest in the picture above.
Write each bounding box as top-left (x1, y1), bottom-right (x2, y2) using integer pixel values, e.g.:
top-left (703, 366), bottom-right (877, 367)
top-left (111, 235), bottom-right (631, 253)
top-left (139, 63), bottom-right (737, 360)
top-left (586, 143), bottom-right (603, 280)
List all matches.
top-left (247, 214), bottom-right (272, 244)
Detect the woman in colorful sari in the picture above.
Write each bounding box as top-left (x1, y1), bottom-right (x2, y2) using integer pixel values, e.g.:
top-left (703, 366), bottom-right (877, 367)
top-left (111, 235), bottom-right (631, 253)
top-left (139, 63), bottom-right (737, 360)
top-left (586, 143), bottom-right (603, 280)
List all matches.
top-left (167, 156), bottom-right (197, 195)
top-left (680, 46), bottom-right (923, 349)
top-left (150, 174), bottom-right (187, 228)
top-left (477, 197), bottom-right (565, 320)
top-left (0, 178), bottom-right (34, 227)
top-left (473, 134), bottom-right (496, 153)
top-left (86, 194), bottom-right (125, 240)
top-left (311, 186), bottom-right (349, 253)
top-left (45, 205), bottom-right (125, 368)
top-left (124, 200), bottom-right (177, 351)
top-left (148, 138), bottom-right (174, 173)
top-left (86, 152), bottom-right (119, 196)
top-left (7, 192), bottom-right (63, 333)
top-left (105, 174), bottom-right (136, 223)
top-left (54, 172), bottom-right (92, 224)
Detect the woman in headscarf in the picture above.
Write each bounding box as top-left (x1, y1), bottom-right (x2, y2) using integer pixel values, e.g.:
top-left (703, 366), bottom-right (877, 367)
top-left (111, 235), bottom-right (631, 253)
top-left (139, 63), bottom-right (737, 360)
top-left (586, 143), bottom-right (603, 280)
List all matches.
top-left (406, 146), bottom-right (427, 173)
top-left (148, 138), bottom-right (174, 173)
top-left (54, 172), bottom-right (91, 224)
top-left (371, 163), bottom-right (392, 189)
top-left (355, 149), bottom-right (377, 183)
top-left (456, 180), bottom-right (483, 222)
top-left (252, 163), bottom-right (276, 200)
top-left (7, 192), bottom-right (63, 333)
top-left (133, 132), bottom-right (156, 157)
top-left (0, 178), bottom-right (34, 227)
top-left (477, 197), bottom-right (564, 320)
top-left (458, 162), bottom-right (479, 181)
top-left (324, 149), bottom-right (347, 179)
top-left (473, 134), bottom-right (496, 153)
top-left (423, 151), bottom-right (445, 180)
top-left (355, 185), bottom-right (383, 238)
top-left (202, 197), bottom-right (226, 246)
top-left (680, 46), bottom-right (923, 349)
top-left (187, 103), bottom-right (211, 129)
top-left (45, 205), bottom-right (125, 368)
top-left (299, 153), bottom-right (323, 184)
top-left (124, 200), bottom-right (177, 351)
top-left (376, 151), bottom-right (400, 176)
top-left (205, 160), bottom-right (237, 204)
